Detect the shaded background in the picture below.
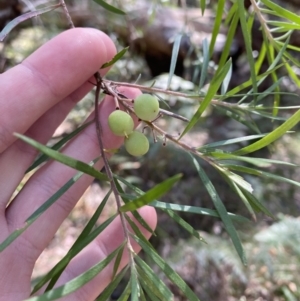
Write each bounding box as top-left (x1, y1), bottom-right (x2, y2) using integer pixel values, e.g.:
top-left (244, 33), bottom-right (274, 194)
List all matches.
top-left (1, 0), bottom-right (300, 300)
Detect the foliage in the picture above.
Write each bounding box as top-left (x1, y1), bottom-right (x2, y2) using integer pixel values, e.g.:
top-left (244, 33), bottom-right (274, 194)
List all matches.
top-left (1, 0), bottom-right (300, 300)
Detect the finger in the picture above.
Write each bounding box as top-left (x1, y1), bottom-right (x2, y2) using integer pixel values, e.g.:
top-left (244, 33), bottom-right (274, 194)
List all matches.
top-left (55, 206), bottom-right (157, 301)
top-left (0, 28), bottom-right (116, 211)
top-left (0, 27), bottom-right (116, 154)
top-left (5, 88), bottom-right (142, 261)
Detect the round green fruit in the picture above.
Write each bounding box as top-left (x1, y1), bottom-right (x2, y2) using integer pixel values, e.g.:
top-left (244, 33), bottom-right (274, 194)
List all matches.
top-left (125, 131), bottom-right (149, 156)
top-left (108, 110), bottom-right (134, 137)
top-left (133, 94), bottom-right (159, 121)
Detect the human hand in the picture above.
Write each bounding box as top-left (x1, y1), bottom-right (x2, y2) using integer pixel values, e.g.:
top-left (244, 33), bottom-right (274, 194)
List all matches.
top-left (0, 28), bottom-right (157, 301)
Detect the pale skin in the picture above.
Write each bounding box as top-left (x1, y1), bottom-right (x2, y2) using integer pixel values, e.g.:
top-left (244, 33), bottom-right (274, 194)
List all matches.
top-left (0, 28), bottom-right (157, 300)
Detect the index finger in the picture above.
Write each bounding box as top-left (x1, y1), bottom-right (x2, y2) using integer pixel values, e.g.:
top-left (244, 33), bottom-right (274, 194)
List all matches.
top-left (0, 28), bottom-right (116, 153)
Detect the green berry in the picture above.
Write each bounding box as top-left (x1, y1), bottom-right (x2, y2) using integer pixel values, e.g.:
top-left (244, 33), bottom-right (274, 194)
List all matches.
top-left (125, 131), bottom-right (149, 156)
top-left (133, 94), bottom-right (159, 121)
top-left (108, 110), bottom-right (134, 137)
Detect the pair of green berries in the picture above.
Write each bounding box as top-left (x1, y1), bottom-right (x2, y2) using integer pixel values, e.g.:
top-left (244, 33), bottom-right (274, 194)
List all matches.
top-left (108, 94), bottom-right (160, 156)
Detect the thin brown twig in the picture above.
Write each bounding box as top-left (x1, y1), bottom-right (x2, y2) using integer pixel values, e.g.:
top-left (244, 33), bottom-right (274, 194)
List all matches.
top-left (59, 0), bottom-right (75, 28)
top-left (102, 79), bottom-right (241, 109)
top-left (94, 73), bottom-right (134, 252)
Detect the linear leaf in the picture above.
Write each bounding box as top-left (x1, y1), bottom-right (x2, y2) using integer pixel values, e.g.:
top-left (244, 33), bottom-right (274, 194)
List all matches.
top-left (200, 0), bottom-right (206, 15)
top-left (199, 133), bottom-right (267, 150)
top-left (0, 4), bottom-right (60, 41)
top-left (133, 235), bottom-right (200, 301)
top-left (0, 161), bottom-right (98, 252)
top-left (191, 156), bottom-right (246, 264)
top-left (41, 190), bottom-right (113, 292)
top-left (167, 34), bottom-right (182, 89)
top-left (117, 281), bottom-right (131, 301)
top-left (27, 244), bottom-right (123, 301)
top-left (261, 0), bottom-right (300, 24)
top-left (101, 47), bottom-right (129, 68)
top-left (120, 174), bottom-right (182, 212)
top-left (180, 59), bottom-right (232, 138)
top-left (26, 121), bottom-right (92, 173)
top-left (163, 209), bottom-right (205, 242)
top-left (114, 177), bottom-right (155, 234)
top-left (241, 188), bottom-right (275, 218)
top-left (209, 0), bottom-right (226, 57)
top-left (33, 214), bottom-right (117, 294)
top-left (150, 201), bottom-right (250, 223)
top-left (135, 257), bottom-right (173, 301)
top-left (96, 267), bottom-right (128, 301)
top-left (237, 0), bottom-right (257, 95)
top-left (199, 38), bottom-right (209, 90)
top-left (234, 109), bottom-right (300, 155)
top-left (15, 133), bottom-right (108, 181)
top-left (207, 151), bottom-right (297, 167)
top-left (221, 61), bottom-right (232, 94)
top-left (130, 264), bottom-right (140, 301)
top-left (224, 164), bottom-right (300, 189)
top-left (93, 0), bottom-right (125, 15)
top-left (112, 245), bottom-right (125, 280)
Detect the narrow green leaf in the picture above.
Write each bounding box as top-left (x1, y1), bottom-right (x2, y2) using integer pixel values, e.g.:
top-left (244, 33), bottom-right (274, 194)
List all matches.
top-left (114, 177), bottom-right (155, 234)
top-left (261, 0), bottom-right (300, 24)
top-left (133, 235), bottom-right (201, 301)
top-left (101, 47), bottom-right (129, 68)
top-left (117, 281), bottom-right (131, 301)
top-left (26, 121), bottom-right (92, 173)
top-left (135, 257), bottom-right (173, 301)
top-left (167, 34), bottom-right (182, 90)
top-left (112, 245), bottom-right (125, 280)
top-left (163, 209), bottom-right (205, 242)
top-left (139, 287), bottom-right (147, 301)
top-left (0, 163), bottom-right (95, 252)
top-left (216, 167), bottom-right (253, 193)
top-left (200, 0), bottom-right (206, 15)
top-left (130, 265), bottom-right (140, 301)
top-left (221, 61), bottom-right (232, 95)
top-left (93, 0), bottom-right (125, 15)
top-left (124, 214), bottom-right (156, 250)
top-left (27, 244), bottom-right (123, 301)
top-left (237, 0), bottom-right (257, 95)
top-left (209, 0), bottom-right (226, 57)
top-left (224, 64), bottom-right (283, 98)
top-left (141, 281), bottom-right (161, 301)
top-left (220, 171), bottom-right (257, 220)
top-left (234, 109), bottom-right (300, 155)
top-left (0, 4), bottom-right (60, 41)
top-left (96, 267), bottom-right (128, 301)
top-left (119, 174), bottom-right (182, 212)
top-left (15, 133), bottom-right (108, 181)
top-left (150, 201), bottom-right (250, 223)
top-left (199, 38), bottom-right (209, 90)
top-left (224, 164), bottom-right (300, 189)
top-left (207, 151), bottom-right (297, 167)
top-left (267, 21), bottom-right (300, 31)
top-left (180, 59), bottom-right (232, 138)
top-left (33, 214), bottom-right (117, 294)
top-left (42, 190), bottom-right (113, 292)
top-left (241, 188), bottom-right (275, 218)
top-left (240, 36), bottom-right (290, 105)
top-left (216, 10), bottom-right (239, 69)
top-left (191, 156), bottom-right (246, 264)
top-left (199, 133), bottom-right (267, 150)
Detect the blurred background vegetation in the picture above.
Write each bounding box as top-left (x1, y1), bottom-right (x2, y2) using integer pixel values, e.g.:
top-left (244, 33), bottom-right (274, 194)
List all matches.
top-left (1, 0), bottom-right (300, 300)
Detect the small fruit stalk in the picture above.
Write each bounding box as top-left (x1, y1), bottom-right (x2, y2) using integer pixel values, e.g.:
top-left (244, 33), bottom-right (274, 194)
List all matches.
top-left (108, 94), bottom-right (159, 156)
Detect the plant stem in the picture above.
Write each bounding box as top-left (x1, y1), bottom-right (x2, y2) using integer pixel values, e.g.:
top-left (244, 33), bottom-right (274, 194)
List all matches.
top-left (59, 0), bottom-right (75, 29)
top-left (103, 79), bottom-right (240, 109)
top-left (94, 73), bottom-right (134, 256)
